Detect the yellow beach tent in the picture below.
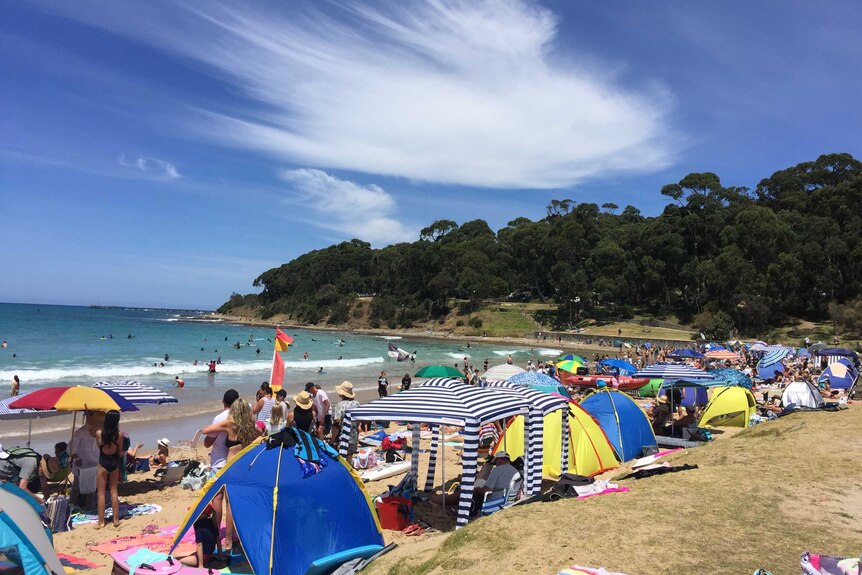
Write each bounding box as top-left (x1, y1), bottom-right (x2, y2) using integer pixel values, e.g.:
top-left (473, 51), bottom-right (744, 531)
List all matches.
top-left (494, 403), bottom-right (618, 478)
top-left (698, 386), bottom-right (756, 428)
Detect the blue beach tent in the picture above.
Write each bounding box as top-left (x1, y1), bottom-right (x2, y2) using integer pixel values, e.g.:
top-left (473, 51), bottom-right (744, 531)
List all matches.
top-left (580, 389), bottom-right (656, 462)
top-left (171, 429), bottom-right (383, 575)
top-left (819, 363), bottom-right (857, 390)
top-left (756, 348), bottom-right (789, 380)
top-left (0, 483), bottom-right (65, 575)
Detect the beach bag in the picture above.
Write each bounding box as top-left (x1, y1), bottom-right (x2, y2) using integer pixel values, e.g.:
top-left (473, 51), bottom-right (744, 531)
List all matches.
top-left (352, 450), bottom-right (379, 470)
top-left (46, 495), bottom-right (71, 533)
top-left (546, 474), bottom-right (594, 501)
top-left (689, 428), bottom-right (712, 442)
top-left (0, 448), bottom-right (39, 483)
top-left (181, 464), bottom-right (207, 491)
top-left (133, 457), bottom-right (150, 473)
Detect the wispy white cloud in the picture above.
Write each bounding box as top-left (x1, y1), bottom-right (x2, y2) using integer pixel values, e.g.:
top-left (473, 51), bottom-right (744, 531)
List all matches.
top-left (279, 169), bottom-right (414, 245)
top-left (118, 154), bottom-right (180, 179)
top-left (39, 0), bottom-right (676, 189)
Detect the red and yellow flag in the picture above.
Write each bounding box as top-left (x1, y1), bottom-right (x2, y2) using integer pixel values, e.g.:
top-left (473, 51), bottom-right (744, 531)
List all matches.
top-left (275, 328), bottom-right (293, 352)
top-left (270, 351), bottom-right (285, 392)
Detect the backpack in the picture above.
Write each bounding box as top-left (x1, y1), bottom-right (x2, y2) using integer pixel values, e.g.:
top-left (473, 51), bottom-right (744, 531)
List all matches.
top-left (0, 448), bottom-right (39, 482)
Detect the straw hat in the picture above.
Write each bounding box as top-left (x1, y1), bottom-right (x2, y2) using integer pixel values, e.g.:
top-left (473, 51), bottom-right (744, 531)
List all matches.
top-left (157, 438), bottom-right (170, 447)
top-left (294, 391), bottom-right (313, 409)
top-left (335, 380), bottom-right (356, 399)
top-left (657, 395), bottom-right (668, 404)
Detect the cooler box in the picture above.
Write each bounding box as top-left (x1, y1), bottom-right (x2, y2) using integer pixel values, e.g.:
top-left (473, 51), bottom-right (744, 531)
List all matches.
top-left (375, 496), bottom-right (412, 531)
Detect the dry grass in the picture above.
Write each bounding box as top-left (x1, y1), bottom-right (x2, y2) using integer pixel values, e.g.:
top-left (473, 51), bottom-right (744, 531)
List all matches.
top-left (368, 406), bottom-right (862, 575)
top-left (579, 321), bottom-right (696, 341)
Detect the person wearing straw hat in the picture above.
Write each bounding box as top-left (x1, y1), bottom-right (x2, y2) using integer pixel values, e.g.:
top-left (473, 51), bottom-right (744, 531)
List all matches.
top-left (292, 391), bottom-right (317, 434)
top-left (647, 393), bottom-right (672, 436)
top-left (331, 381), bottom-right (361, 454)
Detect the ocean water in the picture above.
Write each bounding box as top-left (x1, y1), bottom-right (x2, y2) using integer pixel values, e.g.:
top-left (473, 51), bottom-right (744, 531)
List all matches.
top-left (0, 303), bottom-right (560, 450)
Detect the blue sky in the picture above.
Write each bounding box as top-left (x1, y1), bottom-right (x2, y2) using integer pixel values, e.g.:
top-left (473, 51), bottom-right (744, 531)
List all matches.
top-left (1, 1), bottom-right (860, 309)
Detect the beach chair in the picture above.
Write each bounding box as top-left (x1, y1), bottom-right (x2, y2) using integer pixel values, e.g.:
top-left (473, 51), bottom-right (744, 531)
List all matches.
top-left (173, 430), bottom-right (203, 460)
top-left (146, 463), bottom-right (187, 489)
top-left (480, 473), bottom-right (523, 516)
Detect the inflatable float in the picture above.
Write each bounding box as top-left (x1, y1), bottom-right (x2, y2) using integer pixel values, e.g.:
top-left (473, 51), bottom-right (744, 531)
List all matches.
top-left (564, 374), bottom-right (650, 391)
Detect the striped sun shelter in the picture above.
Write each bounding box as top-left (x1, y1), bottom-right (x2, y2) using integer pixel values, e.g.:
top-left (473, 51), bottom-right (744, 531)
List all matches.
top-left (481, 379), bottom-right (569, 492)
top-left (338, 377), bottom-right (534, 528)
top-left (633, 363), bottom-right (713, 380)
top-left (93, 381), bottom-right (179, 405)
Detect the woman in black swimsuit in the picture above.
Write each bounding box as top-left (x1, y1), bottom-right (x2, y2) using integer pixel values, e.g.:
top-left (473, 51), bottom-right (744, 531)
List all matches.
top-left (96, 409), bottom-right (122, 528)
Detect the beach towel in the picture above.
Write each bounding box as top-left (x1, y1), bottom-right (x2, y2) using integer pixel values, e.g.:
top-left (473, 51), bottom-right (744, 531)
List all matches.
top-left (622, 463), bottom-right (699, 480)
top-left (57, 552), bottom-right (102, 570)
top-left (72, 503), bottom-right (162, 525)
top-left (573, 480), bottom-right (630, 499)
top-left (801, 551), bottom-right (860, 574)
top-left (123, 548), bottom-right (170, 575)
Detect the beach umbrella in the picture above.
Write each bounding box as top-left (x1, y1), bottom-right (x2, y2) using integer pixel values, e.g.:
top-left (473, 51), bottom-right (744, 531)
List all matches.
top-left (807, 342), bottom-right (827, 353)
top-left (414, 365), bottom-right (464, 378)
top-left (557, 353), bottom-right (587, 364)
top-left (632, 363), bottom-right (712, 380)
top-left (667, 348), bottom-right (705, 359)
top-left (507, 371), bottom-right (560, 387)
top-left (10, 386), bottom-right (138, 412)
top-left (598, 358), bottom-right (637, 374)
top-left (749, 343), bottom-right (769, 352)
top-left (483, 364), bottom-right (526, 380)
top-left (554, 360), bottom-right (584, 373)
top-left (708, 367), bottom-right (753, 389)
top-left (528, 384), bottom-right (572, 399)
top-left (0, 393), bottom-right (63, 447)
top-left (93, 381), bottom-right (179, 405)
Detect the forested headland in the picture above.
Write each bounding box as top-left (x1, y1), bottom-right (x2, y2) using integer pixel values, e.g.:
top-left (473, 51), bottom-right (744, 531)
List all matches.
top-left (220, 154), bottom-right (862, 339)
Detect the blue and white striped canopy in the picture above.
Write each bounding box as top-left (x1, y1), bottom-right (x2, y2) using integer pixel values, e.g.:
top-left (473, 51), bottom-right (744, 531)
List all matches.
top-left (347, 377), bottom-right (528, 426)
top-left (479, 379), bottom-right (567, 416)
top-left (93, 381), bottom-right (178, 405)
top-left (633, 363), bottom-right (712, 380)
top-left (756, 348), bottom-right (789, 379)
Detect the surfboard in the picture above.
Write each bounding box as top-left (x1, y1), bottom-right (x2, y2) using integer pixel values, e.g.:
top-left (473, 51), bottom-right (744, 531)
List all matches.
top-left (360, 461), bottom-right (411, 483)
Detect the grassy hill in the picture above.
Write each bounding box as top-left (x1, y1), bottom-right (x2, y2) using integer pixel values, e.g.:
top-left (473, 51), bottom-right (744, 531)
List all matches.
top-left (367, 406), bottom-right (862, 575)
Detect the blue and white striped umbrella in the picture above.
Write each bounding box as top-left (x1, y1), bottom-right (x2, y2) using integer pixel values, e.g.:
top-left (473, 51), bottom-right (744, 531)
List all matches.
top-left (93, 381), bottom-right (178, 405)
top-left (756, 348), bottom-right (789, 379)
top-left (633, 363), bottom-right (712, 380)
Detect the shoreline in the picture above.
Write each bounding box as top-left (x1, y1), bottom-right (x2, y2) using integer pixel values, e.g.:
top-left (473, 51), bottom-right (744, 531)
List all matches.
top-left (199, 313), bottom-right (687, 356)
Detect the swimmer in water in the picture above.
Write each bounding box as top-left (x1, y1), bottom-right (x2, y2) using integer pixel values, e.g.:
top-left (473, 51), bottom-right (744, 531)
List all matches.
top-left (317, 367), bottom-right (324, 374)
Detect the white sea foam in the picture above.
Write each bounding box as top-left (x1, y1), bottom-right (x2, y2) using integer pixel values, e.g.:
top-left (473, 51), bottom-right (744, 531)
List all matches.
top-left (378, 336), bottom-right (402, 340)
top-left (446, 352), bottom-right (470, 359)
top-left (537, 348), bottom-right (563, 357)
top-left (0, 356), bottom-right (384, 383)
top-left (492, 350), bottom-right (520, 356)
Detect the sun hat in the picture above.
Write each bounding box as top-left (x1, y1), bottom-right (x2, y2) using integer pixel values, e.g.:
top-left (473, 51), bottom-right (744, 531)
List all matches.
top-left (494, 450), bottom-right (510, 460)
top-left (157, 438), bottom-right (170, 447)
top-left (294, 391), bottom-right (313, 409)
top-left (657, 395), bottom-right (668, 404)
top-left (335, 381), bottom-right (356, 399)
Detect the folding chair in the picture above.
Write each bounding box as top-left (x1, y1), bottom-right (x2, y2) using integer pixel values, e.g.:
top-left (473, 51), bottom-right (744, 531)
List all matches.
top-left (480, 473), bottom-right (523, 516)
top-left (146, 463), bottom-right (187, 489)
top-left (173, 430), bottom-right (203, 460)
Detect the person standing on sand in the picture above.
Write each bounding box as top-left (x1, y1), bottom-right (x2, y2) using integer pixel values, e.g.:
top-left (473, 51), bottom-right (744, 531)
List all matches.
top-left (95, 410), bottom-right (122, 529)
top-left (377, 371), bottom-right (389, 398)
top-left (204, 389), bottom-right (238, 536)
top-left (331, 381), bottom-right (360, 456)
top-left (11, 375), bottom-right (20, 397)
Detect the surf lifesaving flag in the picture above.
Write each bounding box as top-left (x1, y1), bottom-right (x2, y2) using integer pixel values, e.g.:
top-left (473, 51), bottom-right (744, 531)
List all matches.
top-left (275, 329), bottom-right (293, 351)
top-left (270, 328), bottom-right (294, 392)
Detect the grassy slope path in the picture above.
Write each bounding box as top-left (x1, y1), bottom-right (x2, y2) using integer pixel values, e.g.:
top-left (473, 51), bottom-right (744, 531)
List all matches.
top-left (369, 406), bottom-right (862, 575)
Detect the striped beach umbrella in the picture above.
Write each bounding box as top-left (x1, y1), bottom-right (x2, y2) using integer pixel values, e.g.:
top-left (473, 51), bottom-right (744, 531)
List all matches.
top-left (705, 350), bottom-right (741, 360)
top-left (93, 381), bottom-right (179, 405)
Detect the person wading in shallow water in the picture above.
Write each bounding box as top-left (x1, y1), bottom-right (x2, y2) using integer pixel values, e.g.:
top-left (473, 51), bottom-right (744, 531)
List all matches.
top-left (377, 371), bottom-right (389, 398)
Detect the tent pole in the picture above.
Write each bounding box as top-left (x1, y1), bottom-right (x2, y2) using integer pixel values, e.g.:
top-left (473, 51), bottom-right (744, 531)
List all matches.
top-left (440, 435), bottom-right (445, 518)
top-left (63, 411), bottom-right (78, 495)
top-left (27, 417), bottom-right (32, 448)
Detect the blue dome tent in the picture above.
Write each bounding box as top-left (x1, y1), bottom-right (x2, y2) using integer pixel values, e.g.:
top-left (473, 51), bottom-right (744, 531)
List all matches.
top-left (819, 363), bottom-right (857, 390)
top-left (171, 429), bottom-right (383, 575)
top-left (579, 389), bottom-right (656, 461)
top-left (0, 483), bottom-right (65, 575)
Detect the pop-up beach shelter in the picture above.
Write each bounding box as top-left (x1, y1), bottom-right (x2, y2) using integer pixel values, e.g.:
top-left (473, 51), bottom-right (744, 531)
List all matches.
top-left (579, 389), bottom-right (656, 462)
top-left (819, 362), bottom-right (857, 390)
top-left (494, 401), bottom-right (618, 478)
top-left (698, 386), bottom-right (756, 428)
top-left (339, 377), bottom-right (534, 528)
top-left (173, 429), bottom-right (383, 575)
top-left (782, 381), bottom-right (824, 409)
top-left (0, 483), bottom-right (65, 575)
